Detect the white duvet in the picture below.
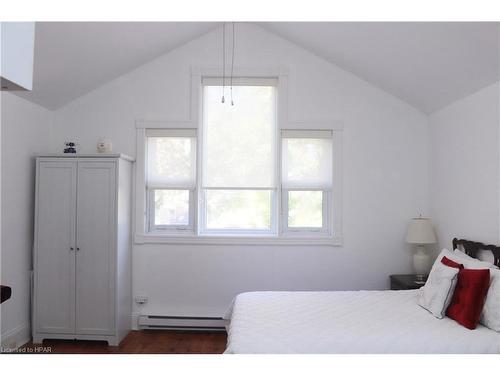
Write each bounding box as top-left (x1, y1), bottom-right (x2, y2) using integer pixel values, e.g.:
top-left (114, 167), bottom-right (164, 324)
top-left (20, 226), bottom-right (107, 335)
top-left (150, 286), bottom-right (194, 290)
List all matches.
top-left (224, 290), bottom-right (500, 354)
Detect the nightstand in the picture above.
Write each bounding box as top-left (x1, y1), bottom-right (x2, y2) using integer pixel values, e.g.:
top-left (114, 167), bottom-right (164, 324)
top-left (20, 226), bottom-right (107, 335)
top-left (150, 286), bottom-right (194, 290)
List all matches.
top-left (390, 274), bottom-right (427, 290)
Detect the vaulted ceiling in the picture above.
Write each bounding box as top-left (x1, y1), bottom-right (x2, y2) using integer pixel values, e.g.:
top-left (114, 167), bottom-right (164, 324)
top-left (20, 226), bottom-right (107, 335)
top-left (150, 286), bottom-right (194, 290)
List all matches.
top-left (15, 22), bottom-right (220, 110)
top-left (262, 22), bottom-right (500, 113)
top-left (13, 22), bottom-right (500, 113)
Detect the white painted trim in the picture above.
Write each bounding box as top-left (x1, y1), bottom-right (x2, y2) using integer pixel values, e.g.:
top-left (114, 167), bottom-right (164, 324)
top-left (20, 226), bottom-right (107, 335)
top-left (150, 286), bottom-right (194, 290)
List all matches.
top-left (135, 233), bottom-right (342, 246)
top-left (282, 129), bottom-right (333, 138)
top-left (136, 120), bottom-right (195, 129)
top-left (145, 128), bottom-right (196, 137)
top-left (331, 129), bottom-right (343, 242)
top-left (135, 128), bottom-right (147, 236)
top-left (284, 120), bottom-right (344, 131)
top-left (36, 153), bottom-right (135, 162)
top-left (1, 322), bottom-right (31, 350)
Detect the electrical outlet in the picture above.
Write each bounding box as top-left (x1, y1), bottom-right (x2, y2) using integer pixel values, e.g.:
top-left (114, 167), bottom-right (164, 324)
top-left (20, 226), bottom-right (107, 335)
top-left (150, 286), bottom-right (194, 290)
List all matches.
top-left (135, 296), bottom-right (148, 304)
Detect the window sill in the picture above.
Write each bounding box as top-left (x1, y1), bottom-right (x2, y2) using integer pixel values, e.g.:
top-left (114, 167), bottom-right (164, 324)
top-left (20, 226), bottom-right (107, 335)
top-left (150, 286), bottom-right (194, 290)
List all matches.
top-left (134, 233), bottom-right (343, 246)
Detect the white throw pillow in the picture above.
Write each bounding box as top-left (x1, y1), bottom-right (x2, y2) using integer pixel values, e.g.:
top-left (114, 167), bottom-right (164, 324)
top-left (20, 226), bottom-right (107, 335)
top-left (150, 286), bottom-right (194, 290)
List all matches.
top-left (418, 261), bottom-right (459, 318)
top-left (480, 268), bottom-right (500, 331)
top-left (432, 249), bottom-right (458, 269)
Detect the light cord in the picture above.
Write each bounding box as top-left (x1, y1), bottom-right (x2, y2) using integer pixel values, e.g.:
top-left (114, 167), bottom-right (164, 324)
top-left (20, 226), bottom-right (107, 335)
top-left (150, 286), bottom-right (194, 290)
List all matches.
top-left (230, 22), bottom-right (235, 106)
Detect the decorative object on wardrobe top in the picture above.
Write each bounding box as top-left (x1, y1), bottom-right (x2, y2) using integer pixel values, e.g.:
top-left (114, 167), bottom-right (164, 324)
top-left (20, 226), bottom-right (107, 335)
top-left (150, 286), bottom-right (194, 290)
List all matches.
top-left (97, 138), bottom-right (113, 153)
top-left (63, 141), bottom-right (78, 154)
top-left (221, 22), bottom-right (236, 106)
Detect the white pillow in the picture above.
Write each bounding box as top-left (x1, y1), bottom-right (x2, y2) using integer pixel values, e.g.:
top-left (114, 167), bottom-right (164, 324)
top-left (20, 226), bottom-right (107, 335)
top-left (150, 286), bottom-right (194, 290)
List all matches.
top-left (431, 248), bottom-right (491, 269)
top-left (418, 261), bottom-right (459, 318)
top-left (432, 249), bottom-right (458, 268)
top-left (480, 268), bottom-right (500, 331)
top-left (452, 249), bottom-right (498, 269)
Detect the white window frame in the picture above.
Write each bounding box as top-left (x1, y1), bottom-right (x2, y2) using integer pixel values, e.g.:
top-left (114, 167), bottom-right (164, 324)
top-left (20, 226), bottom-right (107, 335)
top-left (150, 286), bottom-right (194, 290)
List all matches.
top-left (280, 129), bottom-right (334, 237)
top-left (199, 77), bottom-right (279, 236)
top-left (147, 189), bottom-right (196, 232)
top-left (282, 189), bottom-right (331, 235)
top-left (199, 189), bottom-right (278, 236)
top-left (134, 66), bottom-right (343, 246)
top-left (145, 128), bottom-right (197, 234)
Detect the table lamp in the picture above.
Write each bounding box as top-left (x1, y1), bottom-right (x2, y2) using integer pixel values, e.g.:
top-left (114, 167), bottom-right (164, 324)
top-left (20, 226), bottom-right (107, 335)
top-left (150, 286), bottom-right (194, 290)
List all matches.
top-left (406, 217), bottom-right (437, 282)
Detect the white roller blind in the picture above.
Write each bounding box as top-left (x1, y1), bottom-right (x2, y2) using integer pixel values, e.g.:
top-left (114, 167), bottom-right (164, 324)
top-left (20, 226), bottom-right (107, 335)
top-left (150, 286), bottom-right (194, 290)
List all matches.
top-left (282, 130), bottom-right (333, 189)
top-left (202, 85), bottom-right (276, 188)
top-left (146, 129), bottom-right (196, 189)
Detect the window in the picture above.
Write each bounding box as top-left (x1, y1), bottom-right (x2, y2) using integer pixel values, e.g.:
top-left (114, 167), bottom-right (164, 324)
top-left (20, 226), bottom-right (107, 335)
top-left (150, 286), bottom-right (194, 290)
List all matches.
top-left (137, 73), bottom-right (341, 244)
top-left (282, 130), bottom-right (333, 234)
top-left (200, 78), bottom-right (277, 234)
top-left (146, 129), bottom-right (196, 232)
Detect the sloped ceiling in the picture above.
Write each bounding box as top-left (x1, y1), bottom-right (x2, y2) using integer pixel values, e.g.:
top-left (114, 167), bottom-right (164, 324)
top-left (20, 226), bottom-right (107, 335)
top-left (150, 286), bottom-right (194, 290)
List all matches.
top-left (14, 22), bottom-right (219, 110)
top-left (262, 22), bottom-right (500, 113)
top-left (12, 22), bottom-right (500, 113)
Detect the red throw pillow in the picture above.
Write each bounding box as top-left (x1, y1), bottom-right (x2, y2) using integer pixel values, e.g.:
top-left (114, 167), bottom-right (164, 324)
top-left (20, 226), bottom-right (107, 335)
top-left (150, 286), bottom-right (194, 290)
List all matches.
top-left (446, 268), bottom-right (490, 330)
top-left (441, 256), bottom-right (464, 269)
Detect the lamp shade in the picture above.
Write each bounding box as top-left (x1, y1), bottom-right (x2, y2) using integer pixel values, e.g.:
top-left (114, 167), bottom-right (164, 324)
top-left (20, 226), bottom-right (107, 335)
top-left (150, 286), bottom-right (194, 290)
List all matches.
top-left (406, 218), bottom-right (437, 244)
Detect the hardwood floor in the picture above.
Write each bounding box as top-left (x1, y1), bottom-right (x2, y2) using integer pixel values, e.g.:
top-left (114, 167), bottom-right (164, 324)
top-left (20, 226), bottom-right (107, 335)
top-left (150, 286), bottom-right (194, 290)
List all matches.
top-left (19, 330), bottom-right (228, 354)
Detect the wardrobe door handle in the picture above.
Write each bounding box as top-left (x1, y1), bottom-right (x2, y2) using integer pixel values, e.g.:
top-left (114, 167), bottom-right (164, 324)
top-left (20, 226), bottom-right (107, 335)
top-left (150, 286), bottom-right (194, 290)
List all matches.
top-left (70, 247), bottom-right (74, 251)
top-left (76, 247), bottom-right (80, 251)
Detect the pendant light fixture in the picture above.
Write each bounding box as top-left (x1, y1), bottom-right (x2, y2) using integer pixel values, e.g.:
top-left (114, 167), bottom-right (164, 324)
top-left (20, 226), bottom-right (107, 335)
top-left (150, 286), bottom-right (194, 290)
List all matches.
top-left (221, 22), bottom-right (236, 105)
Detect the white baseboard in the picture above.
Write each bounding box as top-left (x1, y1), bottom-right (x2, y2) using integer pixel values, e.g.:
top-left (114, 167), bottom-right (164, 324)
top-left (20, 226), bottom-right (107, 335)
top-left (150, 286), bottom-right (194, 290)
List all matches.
top-left (1, 322), bottom-right (30, 351)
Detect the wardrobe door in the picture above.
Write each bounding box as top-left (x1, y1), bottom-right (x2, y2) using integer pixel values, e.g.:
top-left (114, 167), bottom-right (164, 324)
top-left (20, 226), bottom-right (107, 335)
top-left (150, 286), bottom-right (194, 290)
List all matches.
top-left (75, 161), bottom-right (116, 335)
top-left (34, 160), bottom-right (77, 333)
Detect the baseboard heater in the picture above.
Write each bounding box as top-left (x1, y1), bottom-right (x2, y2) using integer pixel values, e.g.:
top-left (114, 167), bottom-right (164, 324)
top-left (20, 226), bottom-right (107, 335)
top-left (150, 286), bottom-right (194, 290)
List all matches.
top-left (138, 315), bottom-right (227, 331)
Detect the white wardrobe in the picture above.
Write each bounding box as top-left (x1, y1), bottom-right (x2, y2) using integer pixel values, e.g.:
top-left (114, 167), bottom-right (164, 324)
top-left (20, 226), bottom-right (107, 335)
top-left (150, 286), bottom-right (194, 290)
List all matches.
top-left (32, 154), bottom-right (134, 346)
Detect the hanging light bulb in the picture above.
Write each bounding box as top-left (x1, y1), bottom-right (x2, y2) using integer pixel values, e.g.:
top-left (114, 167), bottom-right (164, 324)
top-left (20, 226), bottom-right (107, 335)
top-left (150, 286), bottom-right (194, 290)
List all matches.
top-left (221, 23), bottom-right (226, 104)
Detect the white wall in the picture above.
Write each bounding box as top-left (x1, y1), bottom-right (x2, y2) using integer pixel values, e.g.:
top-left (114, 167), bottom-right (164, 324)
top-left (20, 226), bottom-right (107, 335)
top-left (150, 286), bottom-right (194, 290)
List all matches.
top-left (430, 82), bottom-right (500, 253)
top-left (0, 92), bottom-right (52, 347)
top-left (52, 24), bottom-right (429, 318)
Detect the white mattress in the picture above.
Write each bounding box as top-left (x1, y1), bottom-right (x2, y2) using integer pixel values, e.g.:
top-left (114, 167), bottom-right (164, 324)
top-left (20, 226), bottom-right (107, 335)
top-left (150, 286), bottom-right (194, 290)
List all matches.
top-left (224, 290), bottom-right (500, 354)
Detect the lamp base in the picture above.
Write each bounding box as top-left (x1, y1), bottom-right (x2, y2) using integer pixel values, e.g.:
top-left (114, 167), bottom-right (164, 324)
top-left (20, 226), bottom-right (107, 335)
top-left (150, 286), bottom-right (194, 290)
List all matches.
top-left (413, 245), bottom-right (430, 278)
top-left (415, 274), bottom-right (427, 284)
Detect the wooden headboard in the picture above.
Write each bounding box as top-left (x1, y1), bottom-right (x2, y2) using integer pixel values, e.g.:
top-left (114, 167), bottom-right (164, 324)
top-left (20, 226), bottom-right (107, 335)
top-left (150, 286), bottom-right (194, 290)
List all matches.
top-left (452, 238), bottom-right (500, 268)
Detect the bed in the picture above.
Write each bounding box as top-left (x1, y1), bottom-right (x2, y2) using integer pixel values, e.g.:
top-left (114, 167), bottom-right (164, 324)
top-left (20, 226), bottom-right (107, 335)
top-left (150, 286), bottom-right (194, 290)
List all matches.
top-left (224, 238), bottom-right (500, 354)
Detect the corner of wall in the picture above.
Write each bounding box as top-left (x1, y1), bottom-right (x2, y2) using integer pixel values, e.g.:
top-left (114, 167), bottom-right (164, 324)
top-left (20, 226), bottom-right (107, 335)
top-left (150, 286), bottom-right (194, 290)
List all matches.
top-left (0, 322), bottom-right (30, 351)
